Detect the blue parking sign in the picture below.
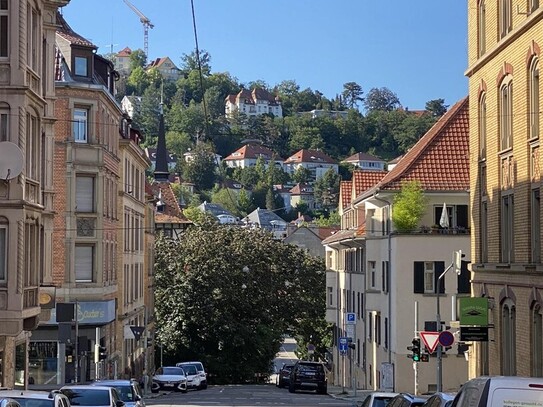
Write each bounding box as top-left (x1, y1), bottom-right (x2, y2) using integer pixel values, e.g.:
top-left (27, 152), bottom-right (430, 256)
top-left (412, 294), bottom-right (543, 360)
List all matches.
top-left (346, 312), bottom-right (356, 325)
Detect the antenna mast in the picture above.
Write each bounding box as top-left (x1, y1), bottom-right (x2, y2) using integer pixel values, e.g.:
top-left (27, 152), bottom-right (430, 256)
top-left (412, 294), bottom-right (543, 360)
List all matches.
top-left (123, 0), bottom-right (154, 59)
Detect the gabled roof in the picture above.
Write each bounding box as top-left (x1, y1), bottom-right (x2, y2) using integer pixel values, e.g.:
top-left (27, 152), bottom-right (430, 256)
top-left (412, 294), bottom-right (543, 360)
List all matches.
top-left (147, 56), bottom-right (180, 71)
top-left (117, 47), bottom-right (132, 57)
top-left (358, 97), bottom-right (469, 200)
top-left (340, 181), bottom-right (353, 209)
top-left (284, 149), bottom-right (336, 165)
top-left (289, 183), bottom-right (313, 195)
top-left (243, 208), bottom-right (286, 229)
top-left (149, 182), bottom-right (190, 224)
top-left (352, 170), bottom-right (388, 197)
top-left (56, 12), bottom-right (96, 49)
top-left (225, 88), bottom-right (280, 106)
top-left (224, 144), bottom-right (279, 161)
top-left (343, 152), bottom-right (385, 163)
top-left (198, 201), bottom-right (234, 218)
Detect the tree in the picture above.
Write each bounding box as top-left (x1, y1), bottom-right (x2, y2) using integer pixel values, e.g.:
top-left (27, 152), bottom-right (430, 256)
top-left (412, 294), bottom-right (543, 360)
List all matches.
top-left (425, 98), bottom-right (449, 117)
top-left (392, 180), bottom-right (427, 232)
top-left (127, 66), bottom-right (150, 96)
top-left (180, 49), bottom-right (212, 76)
top-left (292, 166), bottom-right (312, 184)
top-left (363, 87), bottom-right (401, 112)
top-left (153, 223), bottom-right (328, 383)
top-left (342, 82), bottom-right (364, 109)
top-left (129, 49), bottom-right (147, 71)
top-left (314, 168), bottom-right (340, 209)
top-left (183, 143), bottom-right (217, 191)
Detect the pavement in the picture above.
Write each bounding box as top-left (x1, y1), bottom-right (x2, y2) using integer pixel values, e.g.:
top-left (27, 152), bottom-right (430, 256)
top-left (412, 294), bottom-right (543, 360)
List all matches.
top-left (326, 384), bottom-right (374, 406)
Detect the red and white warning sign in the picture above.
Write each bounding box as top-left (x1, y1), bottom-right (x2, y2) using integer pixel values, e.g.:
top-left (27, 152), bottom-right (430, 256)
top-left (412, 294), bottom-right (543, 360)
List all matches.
top-left (420, 331), bottom-right (440, 354)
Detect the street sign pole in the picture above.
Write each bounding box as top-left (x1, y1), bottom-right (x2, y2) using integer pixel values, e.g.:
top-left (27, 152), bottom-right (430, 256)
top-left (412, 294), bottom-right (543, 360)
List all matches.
top-left (436, 258), bottom-right (455, 393)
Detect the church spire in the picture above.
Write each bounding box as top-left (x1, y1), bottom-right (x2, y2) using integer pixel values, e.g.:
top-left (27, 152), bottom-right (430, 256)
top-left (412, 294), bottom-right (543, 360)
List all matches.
top-left (153, 84), bottom-right (169, 181)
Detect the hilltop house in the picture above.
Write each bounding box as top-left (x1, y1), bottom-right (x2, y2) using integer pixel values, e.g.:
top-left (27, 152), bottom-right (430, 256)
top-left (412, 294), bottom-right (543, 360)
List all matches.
top-left (225, 88), bottom-right (282, 118)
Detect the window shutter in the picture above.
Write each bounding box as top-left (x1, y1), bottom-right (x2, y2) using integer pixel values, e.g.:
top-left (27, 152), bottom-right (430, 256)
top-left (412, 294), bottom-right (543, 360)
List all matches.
top-left (435, 261), bottom-right (445, 294)
top-left (414, 262), bottom-right (424, 293)
top-left (457, 260), bottom-right (471, 294)
top-left (76, 176), bottom-right (93, 212)
top-left (75, 246), bottom-right (93, 281)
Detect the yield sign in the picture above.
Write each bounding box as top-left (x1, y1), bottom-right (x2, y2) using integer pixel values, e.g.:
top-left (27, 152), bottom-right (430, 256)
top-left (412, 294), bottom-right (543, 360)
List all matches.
top-left (420, 331), bottom-right (440, 354)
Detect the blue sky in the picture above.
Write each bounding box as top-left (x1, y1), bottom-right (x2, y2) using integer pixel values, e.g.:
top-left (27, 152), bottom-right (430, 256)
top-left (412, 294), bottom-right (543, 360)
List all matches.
top-left (62, 1), bottom-right (468, 110)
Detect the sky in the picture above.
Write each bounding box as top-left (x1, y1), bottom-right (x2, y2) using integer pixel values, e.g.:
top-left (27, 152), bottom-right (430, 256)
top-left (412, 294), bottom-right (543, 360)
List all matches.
top-left (62, 1), bottom-right (468, 110)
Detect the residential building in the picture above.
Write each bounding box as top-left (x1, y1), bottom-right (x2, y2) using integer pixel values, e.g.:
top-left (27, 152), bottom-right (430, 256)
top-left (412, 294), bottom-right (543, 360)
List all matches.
top-left (115, 47), bottom-right (132, 75)
top-left (0, 0), bottom-right (70, 389)
top-left (284, 226), bottom-right (339, 258)
top-left (289, 183), bottom-right (316, 210)
top-left (146, 56), bottom-right (181, 81)
top-left (225, 88), bottom-right (282, 118)
top-left (283, 149), bottom-right (338, 181)
top-left (242, 208), bottom-right (287, 240)
top-left (342, 152), bottom-right (386, 171)
top-left (223, 143), bottom-right (282, 169)
top-left (467, 0), bottom-right (543, 378)
top-left (197, 201), bottom-right (238, 224)
top-left (324, 99), bottom-right (471, 393)
top-left (183, 149), bottom-right (222, 166)
top-left (121, 95), bottom-right (142, 119)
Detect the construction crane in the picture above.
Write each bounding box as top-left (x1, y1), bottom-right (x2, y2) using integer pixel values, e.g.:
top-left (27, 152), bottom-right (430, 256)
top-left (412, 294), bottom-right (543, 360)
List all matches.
top-left (123, 0), bottom-right (154, 59)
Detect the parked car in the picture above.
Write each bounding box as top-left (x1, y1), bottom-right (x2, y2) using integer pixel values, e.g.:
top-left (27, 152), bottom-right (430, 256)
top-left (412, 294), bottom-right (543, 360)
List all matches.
top-left (0, 390), bottom-right (71, 407)
top-left (0, 399), bottom-right (21, 407)
top-left (422, 393), bottom-right (455, 407)
top-left (60, 385), bottom-right (124, 407)
top-left (0, 390), bottom-right (70, 407)
top-left (176, 362), bottom-right (207, 389)
top-left (151, 366), bottom-right (188, 393)
top-left (91, 380), bottom-right (144, 407)
top-left (276, 363), bottom-right (294, 388)
top-left (388, 393), bottom-right (429, 407)
top-left (360, 392), bottom-right (399, 407)
top-left (173, 363), bottom-right (205, 390)
top-left (288, 360), bottom-right (327, 394)
top-left (451, 376), bottom-right (543, 407)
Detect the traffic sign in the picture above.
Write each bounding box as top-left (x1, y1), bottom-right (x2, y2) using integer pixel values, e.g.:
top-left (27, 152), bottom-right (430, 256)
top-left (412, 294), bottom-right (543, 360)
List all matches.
top-left (346, 324), bottom-right (354, 338)
top-left (346, 312), bottom-right (356, 325)
top-left (339, 337), bottom-right (348, 355)
top-left (420, 331), bottom-right (440, 354)
top-left (438, 331), bottom-right (455, 347)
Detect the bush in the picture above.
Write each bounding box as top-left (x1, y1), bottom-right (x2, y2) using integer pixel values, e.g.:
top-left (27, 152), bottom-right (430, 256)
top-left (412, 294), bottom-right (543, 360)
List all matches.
top-left (392, 181), bottom-right (427, 232)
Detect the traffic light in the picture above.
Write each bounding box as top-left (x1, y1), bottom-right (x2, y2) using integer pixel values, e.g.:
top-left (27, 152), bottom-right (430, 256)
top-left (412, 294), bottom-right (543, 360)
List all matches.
top-left (407, 338), bottom-right (421, 362)
top-left (348, 343), bottom-right (356, 350)
top-left (420, 353), bottom-right (430, 362)
top-left (94, 344), bottom-right (107, 363)
top-left (454, 250), bottom-right (466, 275)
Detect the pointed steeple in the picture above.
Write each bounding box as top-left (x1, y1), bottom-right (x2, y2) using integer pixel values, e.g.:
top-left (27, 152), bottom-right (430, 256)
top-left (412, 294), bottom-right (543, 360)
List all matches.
top-left (154, 85), bottom-right (169, 182)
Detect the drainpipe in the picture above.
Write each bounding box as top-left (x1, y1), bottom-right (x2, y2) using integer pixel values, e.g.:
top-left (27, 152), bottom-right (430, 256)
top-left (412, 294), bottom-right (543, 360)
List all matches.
top-left (372, 191), bottom-right (392, 366)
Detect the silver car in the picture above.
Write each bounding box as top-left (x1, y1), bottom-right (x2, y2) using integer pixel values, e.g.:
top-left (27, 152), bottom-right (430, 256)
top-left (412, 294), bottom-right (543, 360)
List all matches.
top-left (90, 380), bottom-right (144, 407)
top-left (60, 385), bottom-right (124, 407)
top-left (151, 366), bottom-right (188, 393)
top-left (0, 390), bottom-right (70, 407)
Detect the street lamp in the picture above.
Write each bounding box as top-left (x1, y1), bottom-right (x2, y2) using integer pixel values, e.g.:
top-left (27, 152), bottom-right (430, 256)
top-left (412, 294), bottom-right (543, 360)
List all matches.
top-left (436, 250), bottom-right (463, 392)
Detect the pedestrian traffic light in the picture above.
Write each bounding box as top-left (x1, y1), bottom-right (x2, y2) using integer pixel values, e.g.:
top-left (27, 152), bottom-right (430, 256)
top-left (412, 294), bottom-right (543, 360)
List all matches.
top-left (407, 338), bottom-right (421, 362)
top-left (94, 344), bottom-right (107, 363)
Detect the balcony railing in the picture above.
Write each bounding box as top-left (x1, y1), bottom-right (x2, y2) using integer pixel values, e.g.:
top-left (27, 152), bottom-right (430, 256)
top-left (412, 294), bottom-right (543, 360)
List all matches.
top-left (24, 287), bottom-right (38, 308)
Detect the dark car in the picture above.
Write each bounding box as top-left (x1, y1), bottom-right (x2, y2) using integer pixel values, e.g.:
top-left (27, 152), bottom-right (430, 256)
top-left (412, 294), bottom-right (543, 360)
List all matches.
top-left (276, 364), bottom-right (294, 388)
top-left (91, 380), bottom-right (145, 407)
top-left (288, 360), bottom-right (327, 394)
top-left (388, 393), bottom-right (429, 407)
top-left (421, 393), bottom-right (455, 407)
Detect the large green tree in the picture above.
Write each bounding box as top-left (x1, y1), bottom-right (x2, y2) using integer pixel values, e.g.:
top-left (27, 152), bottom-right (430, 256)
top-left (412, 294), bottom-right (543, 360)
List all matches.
top-left (183, 143), bottom-right (217, 191)
top-left (153, 223), bottom-right (328, 383)
top-left (342, 81), bottom-right (364, 110)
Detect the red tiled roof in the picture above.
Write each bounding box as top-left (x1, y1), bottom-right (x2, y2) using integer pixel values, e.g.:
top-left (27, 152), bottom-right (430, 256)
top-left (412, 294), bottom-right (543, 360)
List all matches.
top-left (340, 181), bottom-right (353, 210)
top-left (321, 229), bottom-right (357, 245)
top-left (343, 152), bottom-right (384, 163)
top-left (150, 182), bottom-right (190, 224)
top-left (117, 47), bottom-right (132, 57)
top-left (284, 149), bottom-right (336, 165)
top-left (352, 170), bottom-right (388, 197)
top-left (359, 97), bottom-right (469, 197)
top-left (225, 88), bottom-right (280, 106)
top-left (290, 183), bottom-right (313, 195)
top-left (224, 144), bottom-right (279, 161)
top-left (317, 226), bottom-right (341, 240)
top-left (56, 12), bottom-right (96, 49)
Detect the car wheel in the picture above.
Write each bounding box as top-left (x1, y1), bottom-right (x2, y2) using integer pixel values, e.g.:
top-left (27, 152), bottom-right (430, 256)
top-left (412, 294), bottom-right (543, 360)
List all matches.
top-left (288, 383), bottom-right (295, 393)
top-left (278, 379), bottom-right (284, 388)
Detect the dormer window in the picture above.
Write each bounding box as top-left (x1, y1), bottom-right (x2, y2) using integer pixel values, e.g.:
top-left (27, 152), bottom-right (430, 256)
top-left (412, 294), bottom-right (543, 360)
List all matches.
top-left (75, 56), bottom-right (88, 76)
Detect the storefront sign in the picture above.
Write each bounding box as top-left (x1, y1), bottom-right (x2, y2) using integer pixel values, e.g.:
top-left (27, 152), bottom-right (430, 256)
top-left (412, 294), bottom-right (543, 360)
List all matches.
top-left (459, 297), bottom-right (488, 326)
top-left (43, 300), bottom-right (116, 325)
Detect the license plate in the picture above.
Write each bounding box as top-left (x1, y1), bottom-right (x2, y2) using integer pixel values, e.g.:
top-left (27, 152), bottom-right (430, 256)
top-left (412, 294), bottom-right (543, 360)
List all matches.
top-left (164, 383), bottom-right (174, 387)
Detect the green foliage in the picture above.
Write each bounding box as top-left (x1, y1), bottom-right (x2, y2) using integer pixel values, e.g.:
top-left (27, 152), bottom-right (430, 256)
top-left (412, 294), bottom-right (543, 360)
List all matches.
top-left (129, 49), bottom-right (147, 70)
top-left (153, 224), bottom-right (327, 383)
top-left (127, 66), bottom-right (150, 96)
top-left (182, 206), bottom-right (214, 224)
top-left (392, 180), bottom-right (428, 232)
top-left (211, 188), bottom-right (246, 217)
top-left (313, 210), bottom-right (341, 227)
top-left (342, 82), bottom-right (364, 110)
top-left (314, 168), bottom-right (340, 209)
top-left (183, 143), bottom-right (217, 191)
top-left (292, 166), bottom-right (311, 184)
top-left (425, 98), bottom-right (449, 117)
top-left (363, 87), bottom-right (401, 112)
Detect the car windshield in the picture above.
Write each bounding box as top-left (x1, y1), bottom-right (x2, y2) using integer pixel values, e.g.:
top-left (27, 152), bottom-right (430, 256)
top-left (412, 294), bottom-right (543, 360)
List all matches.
top-left (10, 399), bottom-right (53, 407)
top-left (162, 367), bottom-right (184, 375)
top-left (181, 365), bottom-right (198, 375)
top-left (63, 389), bottom-right (110, 406)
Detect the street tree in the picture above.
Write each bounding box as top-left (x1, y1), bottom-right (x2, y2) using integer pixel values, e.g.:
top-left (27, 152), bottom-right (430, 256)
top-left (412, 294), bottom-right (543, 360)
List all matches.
top-left (153, 222), bottom-right (327, 383)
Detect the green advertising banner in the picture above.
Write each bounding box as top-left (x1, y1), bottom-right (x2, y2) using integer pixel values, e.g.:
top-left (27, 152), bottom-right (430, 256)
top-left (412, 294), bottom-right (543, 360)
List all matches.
top-left (459, 297), bottom-right (488, 326)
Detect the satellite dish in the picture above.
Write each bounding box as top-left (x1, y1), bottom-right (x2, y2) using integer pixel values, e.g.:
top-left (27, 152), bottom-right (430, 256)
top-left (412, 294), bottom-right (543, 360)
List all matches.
top-left (0, 141), bottom-right (24, 180)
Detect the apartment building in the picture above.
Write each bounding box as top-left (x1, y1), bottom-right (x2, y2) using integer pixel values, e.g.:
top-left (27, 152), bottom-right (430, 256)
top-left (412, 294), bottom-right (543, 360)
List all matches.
top-left (225, 88), bottom-right (282, 119)
top-left (467, 0), bottom-right (543, 378)
top-left (0, 0), bottom-right (70, 388)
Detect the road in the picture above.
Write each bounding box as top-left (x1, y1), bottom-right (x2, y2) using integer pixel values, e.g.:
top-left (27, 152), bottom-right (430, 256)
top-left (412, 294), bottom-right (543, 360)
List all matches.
top-left (146, 384), bottom-right (354, 407)
top-left (269, 336), bottom-right (299, 384)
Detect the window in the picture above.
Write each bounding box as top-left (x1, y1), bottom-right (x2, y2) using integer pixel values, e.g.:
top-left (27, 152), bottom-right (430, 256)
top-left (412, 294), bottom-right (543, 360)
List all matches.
top-left (73, 108), bottom-right (88, 143)
top-left (500, 80), bottom-right (513, 150)
top-left (0, 0), bottom-right (8, 58)
top-left (375, 313), bottom-right (381, 345)
top-left (0, 221), bottom-right (6, 281)
top-left (531, 189), bottom-right (541, 263)
top-left (529, 58), bottom-right (540, 140)
top-left (433, 204), bottom-right (469, 229)
top-left (27, 6), bottom-right (38, 71)
top-left (500, 0), bottom-right (512, 38)
top-left (76, 176), bottom-right (95, 212)
top-left (75, 245), bottom-right (93, 282)
top-left (501, 193), bottom-right (514, 263)
top-left (530, 0), bottom-right (540, 12)
top-left (501, 299), bottom-right (516, 375)
top-left (368, 261), bottom-right (376, 289)
top-left (0, 107), bottom-right (8, 142)
top-left (382, 261), bottom-right (389, 293)
top-left (478, 0), bottom-right (486, 56)
top-left (414, 261), bottom-right (445, 294)
top-left (457, 261), bottom-right (471, 294)
top-left (532, 303), bottom-right (543, 377)
top-left (479, 93), bottom-right (487, 158)
top-left (26, 112), bottom-right (39, 181)
top-left (75, 56), bottom-right (88, 76)
top-left (424, 262), bottom-right (434, 293)
top-left (384, 317), bottom-right (388, 349)
top-left (481, 200), bottom-right (488, 262)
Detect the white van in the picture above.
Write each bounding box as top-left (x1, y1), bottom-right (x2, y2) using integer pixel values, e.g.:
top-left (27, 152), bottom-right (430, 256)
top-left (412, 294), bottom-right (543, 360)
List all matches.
top-left (452, 376), bottom-right (543, 407)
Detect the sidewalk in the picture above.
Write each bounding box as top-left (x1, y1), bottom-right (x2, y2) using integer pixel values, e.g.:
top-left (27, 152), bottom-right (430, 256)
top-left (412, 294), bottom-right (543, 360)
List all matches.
top-left (327, 384), bottom-right (374, 406)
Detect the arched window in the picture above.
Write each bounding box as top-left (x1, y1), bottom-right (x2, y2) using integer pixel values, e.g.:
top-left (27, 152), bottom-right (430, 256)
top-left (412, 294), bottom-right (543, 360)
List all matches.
top-left (501, 298), bottom-right (516, 375)
top-left (529, 58), bottom-right (540, 140)
top-left (479, 93), bottom-right (487, 159)
top-left (532, 302), bottom-right (543, 376)
top-left (500, 77), bottom-right (513, 151)
top-left (478, 0), bottom-right (486, 56)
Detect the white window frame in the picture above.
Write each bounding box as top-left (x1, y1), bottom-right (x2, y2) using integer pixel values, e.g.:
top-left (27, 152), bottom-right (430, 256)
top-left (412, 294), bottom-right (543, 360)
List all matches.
top-left (75, 175), bottom-right (95, 213)
top-left (74, 56), bottom-right (87, 77)
top-left (479, 93), bottom-right (487, 159)
top-left (73, 108), bottom-right (88, 143)
top-left (0, 0), bottom-right (8, 58)
top-left (424, 262), bottom-right (435, 293)
top-left (75, 244), bottom-right (94, 282)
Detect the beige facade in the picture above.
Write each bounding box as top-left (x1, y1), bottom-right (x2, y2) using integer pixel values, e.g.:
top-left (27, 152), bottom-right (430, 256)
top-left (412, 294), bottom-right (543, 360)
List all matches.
top-left (0, 0), bottom-right (69, 388)
top-left (467, 1), bottom-right (543, 378)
